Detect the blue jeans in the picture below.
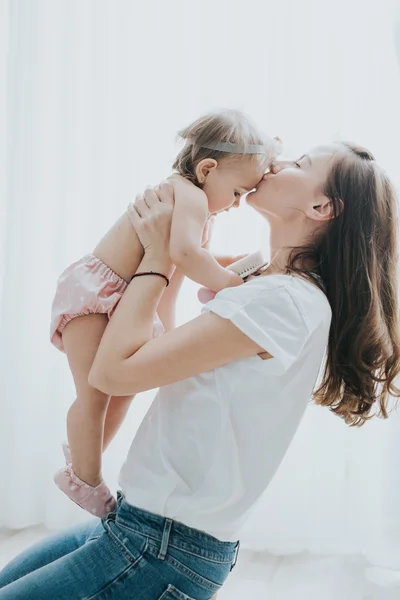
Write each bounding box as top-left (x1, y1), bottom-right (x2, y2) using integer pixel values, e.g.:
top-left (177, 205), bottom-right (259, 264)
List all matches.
top-left (0, 492), bottom-right (239, 599)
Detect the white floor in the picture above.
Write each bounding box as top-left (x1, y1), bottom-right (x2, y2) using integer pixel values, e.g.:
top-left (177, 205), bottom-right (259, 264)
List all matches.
top-left (0, 527), bottom-right (49, 571)
top-left (1, 528), bottom-right (400, 599)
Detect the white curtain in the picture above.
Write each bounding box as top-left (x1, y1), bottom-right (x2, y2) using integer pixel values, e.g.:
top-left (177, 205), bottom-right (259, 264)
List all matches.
top-left (1, 0), bottom-right (400, 597)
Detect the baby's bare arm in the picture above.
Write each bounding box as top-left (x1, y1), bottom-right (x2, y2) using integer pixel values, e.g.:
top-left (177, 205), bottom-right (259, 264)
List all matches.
top-left (169, 177), bottom-right (242, 292)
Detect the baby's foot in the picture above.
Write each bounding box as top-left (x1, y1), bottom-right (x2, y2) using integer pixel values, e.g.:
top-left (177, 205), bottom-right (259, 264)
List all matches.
top-left (54, 465), bottom-right (116, 518)
top-left (197, 287), bottom-right (217, 304)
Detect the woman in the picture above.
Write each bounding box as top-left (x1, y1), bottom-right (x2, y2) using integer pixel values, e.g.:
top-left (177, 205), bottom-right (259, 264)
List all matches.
top-left (0, 142), bottom-right (399, 599)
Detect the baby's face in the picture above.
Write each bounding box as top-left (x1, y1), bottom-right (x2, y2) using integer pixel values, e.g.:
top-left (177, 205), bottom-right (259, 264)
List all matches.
top-left (203, 158), bottom-right (265, 215)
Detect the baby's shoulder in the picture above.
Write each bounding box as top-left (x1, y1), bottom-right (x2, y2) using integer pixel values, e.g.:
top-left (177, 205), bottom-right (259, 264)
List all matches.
top-left (168, 174), bottom-right (208, 206)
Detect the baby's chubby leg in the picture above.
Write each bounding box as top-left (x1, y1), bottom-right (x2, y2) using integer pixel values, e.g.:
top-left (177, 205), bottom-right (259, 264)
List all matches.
top-left (62, 313), bottom-right (110, 487)
top-left (53, 313), bottom-right (118, 516)
top-left (102, 395), bottom-right (133, 449)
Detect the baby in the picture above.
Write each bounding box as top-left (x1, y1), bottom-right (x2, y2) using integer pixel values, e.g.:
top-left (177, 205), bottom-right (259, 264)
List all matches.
top-left (52, 109), bottom-right (280, 516)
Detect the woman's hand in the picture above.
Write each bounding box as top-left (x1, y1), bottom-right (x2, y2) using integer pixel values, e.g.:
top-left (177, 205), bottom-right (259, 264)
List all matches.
top-left (130, 181), bottom-right (174, 260)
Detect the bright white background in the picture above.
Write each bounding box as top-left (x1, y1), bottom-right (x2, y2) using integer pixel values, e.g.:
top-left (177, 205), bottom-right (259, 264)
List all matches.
top-left (1, 1), bottom-right (400, 598)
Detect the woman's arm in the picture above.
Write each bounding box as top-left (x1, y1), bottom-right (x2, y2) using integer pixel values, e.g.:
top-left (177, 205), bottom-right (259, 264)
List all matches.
top-left (89, 183), bottom-right (268, 397)
top-left (89, 254), bottom-right (266, 396)
top-left (156, 266), bottom-right (185, 331)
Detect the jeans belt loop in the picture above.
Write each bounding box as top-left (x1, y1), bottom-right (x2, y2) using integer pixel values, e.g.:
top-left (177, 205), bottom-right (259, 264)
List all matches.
top-left (158, 518), bottom-right (173, 561)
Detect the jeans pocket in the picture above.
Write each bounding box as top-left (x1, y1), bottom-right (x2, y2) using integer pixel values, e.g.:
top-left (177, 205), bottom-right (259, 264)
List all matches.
top-left (103, 518), bottom-right (148, 564)
top-left (157, 584), bottom-right (197, 600)
top-left (167, 546), bottom-right (230, 589)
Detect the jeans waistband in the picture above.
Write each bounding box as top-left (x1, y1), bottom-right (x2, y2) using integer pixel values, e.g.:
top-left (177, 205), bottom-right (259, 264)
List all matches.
top-left (112, 491), bottom-right (240, 569)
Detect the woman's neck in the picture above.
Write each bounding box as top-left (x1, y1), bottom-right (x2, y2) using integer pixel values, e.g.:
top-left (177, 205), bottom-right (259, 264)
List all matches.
top-left (264, 224), bottom-right (319, 275)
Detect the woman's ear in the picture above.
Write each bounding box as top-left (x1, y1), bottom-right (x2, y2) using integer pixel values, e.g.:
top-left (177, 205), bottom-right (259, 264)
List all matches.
top-left (195, 159), bottom-right (218, 184)
top-left (309, 195), bottom-right (344, 221)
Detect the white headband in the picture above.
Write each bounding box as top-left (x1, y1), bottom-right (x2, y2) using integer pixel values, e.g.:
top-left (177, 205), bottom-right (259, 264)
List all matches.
top-left (198, 141), bottom-right (267, 154)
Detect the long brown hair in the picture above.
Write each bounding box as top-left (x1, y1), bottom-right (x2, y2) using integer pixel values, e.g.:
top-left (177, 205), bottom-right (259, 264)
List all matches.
top-left (286, 143), bottom-right (400, 426)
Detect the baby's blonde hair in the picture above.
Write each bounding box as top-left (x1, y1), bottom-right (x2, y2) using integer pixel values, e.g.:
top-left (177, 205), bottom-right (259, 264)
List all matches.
top-left (173, 109), bottom-right (278, 185)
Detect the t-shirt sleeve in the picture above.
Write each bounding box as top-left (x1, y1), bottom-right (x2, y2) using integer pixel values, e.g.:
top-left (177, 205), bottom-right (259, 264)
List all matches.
top-left (201, 278), bottom-right (310, 373)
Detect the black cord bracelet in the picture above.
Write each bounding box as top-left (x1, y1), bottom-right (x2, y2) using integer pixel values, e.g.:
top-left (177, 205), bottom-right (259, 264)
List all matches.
top-left (131, 271), bottom-right (170, 287)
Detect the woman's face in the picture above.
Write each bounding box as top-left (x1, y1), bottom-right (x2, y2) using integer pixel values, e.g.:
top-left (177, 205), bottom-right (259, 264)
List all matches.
top-left (247, 145), bottom-right (342, 221)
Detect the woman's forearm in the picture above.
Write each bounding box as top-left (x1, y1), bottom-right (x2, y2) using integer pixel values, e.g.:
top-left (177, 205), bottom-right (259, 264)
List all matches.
top-left (89, 253), bottom-right (172, 392)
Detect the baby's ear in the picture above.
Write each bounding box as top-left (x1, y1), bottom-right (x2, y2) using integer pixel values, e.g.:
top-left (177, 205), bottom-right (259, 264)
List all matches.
top-left (195, 158), bottom-right (218, 184)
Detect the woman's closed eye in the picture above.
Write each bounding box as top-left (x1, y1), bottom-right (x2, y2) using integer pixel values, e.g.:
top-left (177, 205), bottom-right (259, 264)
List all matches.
top-left (294, 154), bottom-right (311, 168)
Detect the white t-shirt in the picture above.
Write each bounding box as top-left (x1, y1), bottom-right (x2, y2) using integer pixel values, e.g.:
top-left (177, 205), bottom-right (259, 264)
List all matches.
top-left (119, 274), bottom-right (332, 541)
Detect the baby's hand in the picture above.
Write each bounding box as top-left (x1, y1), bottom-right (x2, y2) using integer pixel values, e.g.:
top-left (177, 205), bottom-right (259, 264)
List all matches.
top-left (225, 270), bottom-right (244, 290)
top-left (214, 253), bottom-right (248, 269)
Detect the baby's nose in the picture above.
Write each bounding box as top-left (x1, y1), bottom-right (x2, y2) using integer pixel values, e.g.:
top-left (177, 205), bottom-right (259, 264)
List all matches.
top-left (270, 160), bottom-right (291, 175)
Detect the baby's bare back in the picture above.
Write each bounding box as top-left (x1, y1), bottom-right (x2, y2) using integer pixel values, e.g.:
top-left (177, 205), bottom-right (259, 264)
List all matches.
top-left (93, 177), bottom-right (204, 284)
top-left (93, 210), bottom-right (143, 283)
